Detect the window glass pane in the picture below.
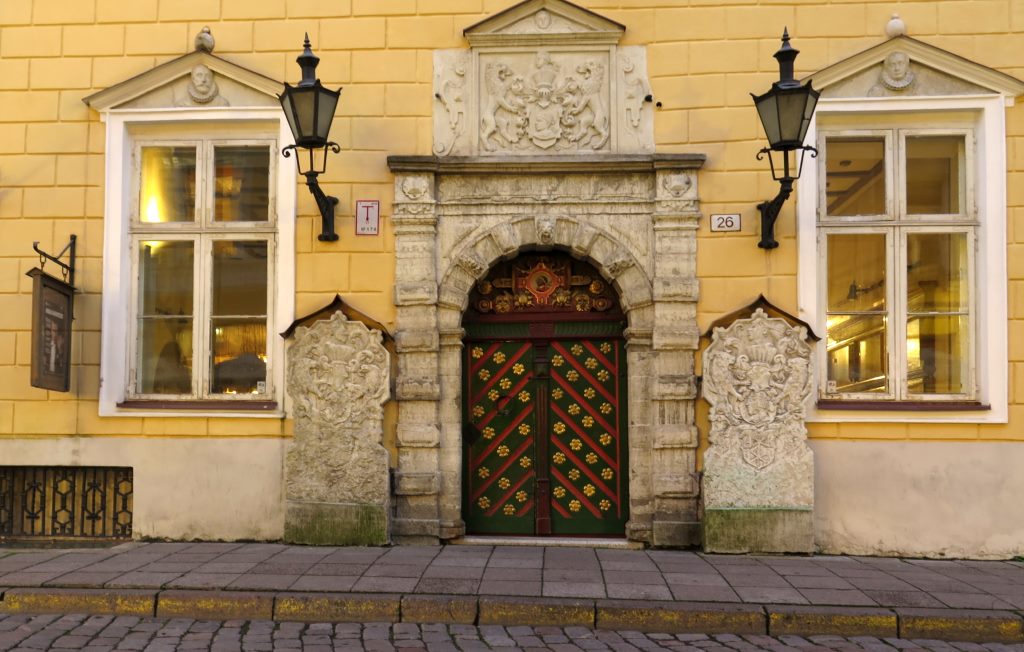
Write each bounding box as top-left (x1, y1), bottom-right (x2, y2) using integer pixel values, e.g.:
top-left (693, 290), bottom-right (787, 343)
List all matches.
top-left (826, 137), bottom-right (886, 216)
top-left (211, 241), bottom-right (268, 395)
top-left (907, 233), bottom-right (968, 313)
top-left (139, 146), bottom-right (196, 223)
top-left (214, 146), bottom-right (270, 222)
top-left (906, 136), bottom-right (963, 215)
top-left (907, 315), bottom-right (968, 395)
top-left (826, 233), bottom-right (888, 394)
top-left (826, 315), bottom-right (888, 394)
top-left (137, 241), bottom-right (193, 394)
top-left (827, 233), bottom-right (886, 312)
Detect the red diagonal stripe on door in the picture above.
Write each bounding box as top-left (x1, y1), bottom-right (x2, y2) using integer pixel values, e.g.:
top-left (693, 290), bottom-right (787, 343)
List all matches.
top-left (551, 499), bottom-right (570, 518)
top-left (551, 437), bottom-right (619, 505)
top-left (550, 467), bottom-right (603, 518)
top-left (469, 342), bottom-right (502, 375)
top-left (549, 398), bottom-right (618, 470)
top-left (470, 402), bottom-right (535, 469)
top-left (550, 342), bottom-right (616, 404)
top-left (471, 437), bottom-right (534, 501)
top-left (469, 342), bottom-right (532, 406)
top-left (581, 340), bottom-right (617, 375)
top-left (472, 374), bottom-right (532, 431)
top-left (485, 470), bottom-right (535, 517)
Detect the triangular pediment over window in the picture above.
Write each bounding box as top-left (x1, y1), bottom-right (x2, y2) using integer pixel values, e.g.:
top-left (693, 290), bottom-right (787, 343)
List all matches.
top-left (804, 35), bottom-right (1024, 101)
top-left (464, 0), bottom-right (625, 47)
top-left (83, 47), bottom-right (281, 111)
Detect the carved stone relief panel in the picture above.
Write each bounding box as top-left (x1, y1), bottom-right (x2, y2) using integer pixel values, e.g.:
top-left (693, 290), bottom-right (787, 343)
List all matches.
top-left (285, 311), bottom-right (391, 507)
top-left (433, 46), bottom-right (653, 156)
top-left (701, 309), bottom-right (814, 509)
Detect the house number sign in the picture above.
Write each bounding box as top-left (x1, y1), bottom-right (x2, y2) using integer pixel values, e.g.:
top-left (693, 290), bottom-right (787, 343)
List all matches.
top-left (355, 200), bottom-right (380, 236)
top-left (710, 214), bottom-right (742, 232)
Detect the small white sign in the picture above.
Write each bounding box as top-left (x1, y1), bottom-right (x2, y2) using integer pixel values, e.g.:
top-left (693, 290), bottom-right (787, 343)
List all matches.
top-left (355, 200), bottom-right (380, 235)
top-left (710, 213), bottom-right (741, 232)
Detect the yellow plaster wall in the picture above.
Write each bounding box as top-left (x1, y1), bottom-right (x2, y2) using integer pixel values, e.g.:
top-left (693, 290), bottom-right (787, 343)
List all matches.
top-left (0, 0), bottom-right (1022, 444)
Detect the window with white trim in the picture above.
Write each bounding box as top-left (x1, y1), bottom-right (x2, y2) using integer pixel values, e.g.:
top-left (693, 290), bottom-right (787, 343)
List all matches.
top-left (817, 122), bottom-right (977, 402)
top-left (127, 132), bottom-right (277, 403)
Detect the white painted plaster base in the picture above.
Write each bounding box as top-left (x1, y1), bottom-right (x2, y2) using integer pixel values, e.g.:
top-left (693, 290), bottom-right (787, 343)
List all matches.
top-left (0, 437), bottom-right (286, 541)
top-left (811, 440), bottom-right (1024, 559)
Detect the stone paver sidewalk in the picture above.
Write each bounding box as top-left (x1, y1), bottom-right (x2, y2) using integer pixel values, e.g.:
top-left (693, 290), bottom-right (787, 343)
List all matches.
top-left (1, 543), bottom-right (1023, 642)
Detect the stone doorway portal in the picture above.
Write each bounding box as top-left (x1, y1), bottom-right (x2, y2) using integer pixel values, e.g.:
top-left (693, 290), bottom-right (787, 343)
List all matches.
top-left (462, 254), bottom-right (629, 536)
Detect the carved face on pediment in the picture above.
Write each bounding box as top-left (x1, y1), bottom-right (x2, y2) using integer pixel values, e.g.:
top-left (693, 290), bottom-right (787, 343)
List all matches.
top-left (84, 50), bottom-right (283, 112)
top-left (807, 36), bottom-right (1024, 100)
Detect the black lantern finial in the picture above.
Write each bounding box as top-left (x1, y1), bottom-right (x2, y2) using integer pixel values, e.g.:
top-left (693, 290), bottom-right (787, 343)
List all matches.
top-left (751, 29), bottom-right (820, 249)
top-left (279, 36), bottom-right (343, 242)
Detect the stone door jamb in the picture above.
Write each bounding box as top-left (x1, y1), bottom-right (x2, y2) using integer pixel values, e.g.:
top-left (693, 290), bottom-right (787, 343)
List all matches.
top-left (387, 155), bottom-right (705, 546)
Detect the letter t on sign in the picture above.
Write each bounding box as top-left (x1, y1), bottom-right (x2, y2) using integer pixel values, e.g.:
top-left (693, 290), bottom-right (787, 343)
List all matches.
top-left (355, 200), bottom-right (380, 235)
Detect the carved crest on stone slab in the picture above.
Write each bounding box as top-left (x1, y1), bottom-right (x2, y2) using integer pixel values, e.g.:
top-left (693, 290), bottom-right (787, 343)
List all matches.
top-left (701, 309), bottom-right (815, 509)
top-left (433, 0), bottom-right (654, 156)
top-left (285, 311), bottom-right (391, 505)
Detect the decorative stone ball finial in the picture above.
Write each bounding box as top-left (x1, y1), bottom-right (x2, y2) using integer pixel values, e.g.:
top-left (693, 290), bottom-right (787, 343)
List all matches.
top-left (195, 26), bottom-right (215, 52)
top-left (885, 13), bottom-right (906, 38)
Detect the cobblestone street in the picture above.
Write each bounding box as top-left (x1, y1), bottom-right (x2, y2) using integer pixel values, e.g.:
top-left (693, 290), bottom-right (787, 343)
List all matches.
top-left (0, 615), bottom-right (1021, 652)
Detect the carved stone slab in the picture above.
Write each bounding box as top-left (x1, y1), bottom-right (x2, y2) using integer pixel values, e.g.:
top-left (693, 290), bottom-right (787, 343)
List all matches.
top-left (284, 311), bottom-right (391, 544)
top-left (701, 309), bottom-right (814, 553)
top-left (433, 0), bottom-right (654, 156)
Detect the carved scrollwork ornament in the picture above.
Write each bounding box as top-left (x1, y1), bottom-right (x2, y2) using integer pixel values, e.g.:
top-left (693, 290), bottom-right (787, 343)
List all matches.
top-left (661, 173), bottom-right (692, 198)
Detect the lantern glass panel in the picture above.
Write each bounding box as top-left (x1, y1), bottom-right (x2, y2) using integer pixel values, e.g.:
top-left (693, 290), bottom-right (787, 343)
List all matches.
top-left (754, 94), bottom-right (781, 146)
top-left (777, 90), bottom-right (808, 146)
top-left (280, 89), bottom-right (300, 143)
top-left (315, 88), bottom-right (339, 142)
top-left (291, 88), bottom-right (316, 142)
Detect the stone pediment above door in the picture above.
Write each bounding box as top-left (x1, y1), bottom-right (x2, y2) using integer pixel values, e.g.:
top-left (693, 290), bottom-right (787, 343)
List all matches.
top-left (83, 28), bottom-right (281, 111)
top-left (805, 34), bottom-right (1024, 101)
top-left (434, 0), bottom-right (654, 156)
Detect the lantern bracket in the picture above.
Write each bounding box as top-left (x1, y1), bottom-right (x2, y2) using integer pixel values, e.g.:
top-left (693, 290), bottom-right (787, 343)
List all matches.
top-left (755, 145), bottom-right (816, 250)
top-left (283, 142), bottom-right (341, 242)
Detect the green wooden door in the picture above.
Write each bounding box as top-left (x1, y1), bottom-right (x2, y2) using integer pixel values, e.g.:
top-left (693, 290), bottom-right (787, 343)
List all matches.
top-left (463, 335), bottom-right (628, 536)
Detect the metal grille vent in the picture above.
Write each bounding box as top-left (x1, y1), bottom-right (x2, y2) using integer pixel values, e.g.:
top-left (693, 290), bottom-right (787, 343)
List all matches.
top-left (0, 466), bottom-right (133, 541)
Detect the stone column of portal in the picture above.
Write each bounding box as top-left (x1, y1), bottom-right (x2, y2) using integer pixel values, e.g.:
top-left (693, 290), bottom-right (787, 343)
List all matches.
top-left (702, 308), bottom-right (815, 553)
top-left (649, 162), bottom-right (703, 547)
top-left (391, 172), bottom-right (443, 544)
top-left (284, 312), bottom-right (390, 545)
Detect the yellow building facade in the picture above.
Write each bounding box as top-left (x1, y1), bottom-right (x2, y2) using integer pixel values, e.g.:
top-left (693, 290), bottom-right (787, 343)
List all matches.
top-left (1, 0), bottom-right (1022, 557)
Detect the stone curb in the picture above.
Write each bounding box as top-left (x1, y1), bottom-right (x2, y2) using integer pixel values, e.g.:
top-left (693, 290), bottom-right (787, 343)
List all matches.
top-left (596, 600), bottom-right (764, 635)
top-left (896, 608), bottom-right (1024, 643)
top-left (274, 593), bottom-right (401, 623)
top-left (157, 590), bottom-right (274, 621)
top-left (0, 588), bottom-right (1022, 642)
top-left (768, 605), bottom-right (897, 638)
top-left (478, 596), bottom-right (593, 627)
top-left (0, 588), bottom-right (155, 617)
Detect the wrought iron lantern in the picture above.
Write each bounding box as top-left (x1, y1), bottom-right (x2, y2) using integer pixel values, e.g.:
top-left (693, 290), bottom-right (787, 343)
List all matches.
top-left (751, 29), bottom-right (820, 249)
top-left (279, 35), bottom-right (342, 242)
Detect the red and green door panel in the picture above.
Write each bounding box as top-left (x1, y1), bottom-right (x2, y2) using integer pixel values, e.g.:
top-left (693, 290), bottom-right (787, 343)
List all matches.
top-left (464, 336), bottom-right (628, 536)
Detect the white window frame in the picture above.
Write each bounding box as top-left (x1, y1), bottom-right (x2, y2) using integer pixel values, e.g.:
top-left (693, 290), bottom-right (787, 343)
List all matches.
top-left (798, 95), bottom-right (1008, 423)
top-left (99, 108), bottom-right (296, 417)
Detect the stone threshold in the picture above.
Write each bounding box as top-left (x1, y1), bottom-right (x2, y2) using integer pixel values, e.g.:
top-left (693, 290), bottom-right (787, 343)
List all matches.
top-left (449, 536), bottom-right (644, 549)
top-left (1, 588), bottom-right (1021, 643)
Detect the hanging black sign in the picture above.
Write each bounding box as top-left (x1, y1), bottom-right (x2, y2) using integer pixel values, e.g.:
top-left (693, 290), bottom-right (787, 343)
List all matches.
top-left (27, 268), bottom-right (74, 392)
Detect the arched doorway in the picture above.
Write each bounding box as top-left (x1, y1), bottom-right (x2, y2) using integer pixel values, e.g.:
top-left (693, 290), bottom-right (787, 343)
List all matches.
top-left (462, 252), bottom-right (629, 536)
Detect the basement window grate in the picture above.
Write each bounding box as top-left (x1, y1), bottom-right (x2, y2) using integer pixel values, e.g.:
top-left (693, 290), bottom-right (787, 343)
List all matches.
top-left (0, 466), bottom-right (133, 542)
